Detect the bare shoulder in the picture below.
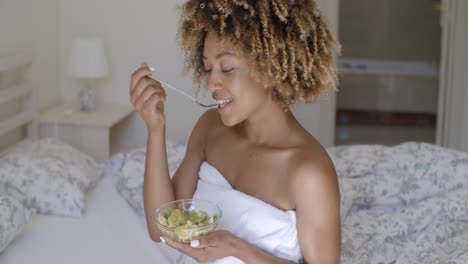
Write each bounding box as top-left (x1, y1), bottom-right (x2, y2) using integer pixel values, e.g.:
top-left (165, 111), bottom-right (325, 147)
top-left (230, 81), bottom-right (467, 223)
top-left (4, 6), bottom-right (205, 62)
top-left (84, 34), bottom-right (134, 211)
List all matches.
top-left (289, 136), bottom-right (339, 208)
top-left (194, 109), bottom-right (223, 135)
top-left (184, 109), bottom-right (226, 162)
top-left (288, 135), bottom-right (341, 263)
top-left (172, 109), bottom-right (221, 199)
top-left (190, 109), bottom-right (221, 143)
top-left (200, 108), bottom-right (220, 122)
top-left (290, 136), bottom-right (337, 182)
top-left (195, 109), bottom-right (220, 130)
top-left (178, 109), bottom-right (220, 164)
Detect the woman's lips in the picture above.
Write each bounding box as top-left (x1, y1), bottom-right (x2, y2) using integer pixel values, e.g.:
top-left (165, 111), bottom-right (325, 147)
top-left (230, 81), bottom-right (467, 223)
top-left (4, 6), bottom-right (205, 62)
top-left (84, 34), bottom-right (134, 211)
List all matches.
top-left (217, 99), bottom-right (233, 109)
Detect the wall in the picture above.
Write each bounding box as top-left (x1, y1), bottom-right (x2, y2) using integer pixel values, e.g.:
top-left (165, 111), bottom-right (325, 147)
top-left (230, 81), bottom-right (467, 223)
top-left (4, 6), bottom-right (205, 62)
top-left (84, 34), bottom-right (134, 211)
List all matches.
top-left (0, 0), bottom-right (60, 148)
top-left (337, 72), bottom-right (439, 114)
top-left (339, 0), bottom-right (441, 62)
top-left (438, 0), bottom-right (468, 153)
top-left (337, 0), bottom-right (441, 116)
top-left (59, 0), bottom-right (204, 146)
top-left (463, 67), bottom-right (468, 152)
top-left (460, 4), bottom-right (468, 153)
top-left (59, 0), bottom-right (339, 147)
top-left (0, 0), bottom-right (61, 109)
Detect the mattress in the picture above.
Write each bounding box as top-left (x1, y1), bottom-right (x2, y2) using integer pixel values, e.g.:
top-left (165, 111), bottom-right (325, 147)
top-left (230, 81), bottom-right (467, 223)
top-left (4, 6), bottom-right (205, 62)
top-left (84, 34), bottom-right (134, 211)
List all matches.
top-left (0, 175), bottom-right (180, 264)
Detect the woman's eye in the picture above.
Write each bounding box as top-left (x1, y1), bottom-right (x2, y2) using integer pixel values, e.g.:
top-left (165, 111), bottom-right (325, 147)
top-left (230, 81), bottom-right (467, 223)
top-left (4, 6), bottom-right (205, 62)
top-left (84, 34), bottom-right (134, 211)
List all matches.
top-left (203, 68), bottom-right (234, 74)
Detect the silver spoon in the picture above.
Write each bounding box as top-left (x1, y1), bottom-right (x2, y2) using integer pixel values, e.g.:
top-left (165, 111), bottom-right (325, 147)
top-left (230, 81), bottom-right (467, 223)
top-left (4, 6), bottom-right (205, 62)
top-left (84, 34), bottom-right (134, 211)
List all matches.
top-left (155, 78), bottom-right (217, 108)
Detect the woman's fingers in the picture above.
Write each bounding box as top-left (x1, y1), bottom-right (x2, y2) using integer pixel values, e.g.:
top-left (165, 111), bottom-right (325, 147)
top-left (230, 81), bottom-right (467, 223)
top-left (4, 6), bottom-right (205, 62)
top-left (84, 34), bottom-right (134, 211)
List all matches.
top-left (191, 230), bottom-right (224, 248)
top-left (134, 85), bottom-right (156, 111)
top-left (129, 64), bottom-right (167, 132)
top-left (131, 77), bottom-right (165, 106)
top-left (162, 237), bottom-right (205, 258)
top-left (142, 89), bottom-right (166, 113)
top-left (135, 86), bottom-right (165, 111)
top-left (130, 64), bottom-right (155, 96)
top-left (131, 77), bottom-right (154, 104)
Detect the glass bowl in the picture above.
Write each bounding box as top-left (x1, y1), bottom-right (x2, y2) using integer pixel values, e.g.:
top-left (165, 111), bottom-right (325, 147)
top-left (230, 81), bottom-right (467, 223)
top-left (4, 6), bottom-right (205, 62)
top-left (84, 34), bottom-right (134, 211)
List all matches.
top-left (154, 199), bottom-right (222, 243)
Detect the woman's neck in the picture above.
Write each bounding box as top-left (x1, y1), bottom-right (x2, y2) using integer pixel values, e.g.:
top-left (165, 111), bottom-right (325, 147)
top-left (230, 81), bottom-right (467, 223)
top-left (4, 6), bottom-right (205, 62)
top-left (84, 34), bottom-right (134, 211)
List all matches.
top-left (236, 100), bottom-right (298, 146)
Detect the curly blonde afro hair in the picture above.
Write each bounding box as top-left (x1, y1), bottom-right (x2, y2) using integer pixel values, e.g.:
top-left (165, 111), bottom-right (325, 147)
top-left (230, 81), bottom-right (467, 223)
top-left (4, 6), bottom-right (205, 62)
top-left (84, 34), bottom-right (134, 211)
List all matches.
top-left (178, 0), bottom-right (340, 110)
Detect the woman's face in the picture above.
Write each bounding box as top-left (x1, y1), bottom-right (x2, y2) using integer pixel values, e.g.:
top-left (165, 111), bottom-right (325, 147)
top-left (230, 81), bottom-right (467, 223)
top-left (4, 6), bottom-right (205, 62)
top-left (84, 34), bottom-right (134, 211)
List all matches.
top-left (203, 32), bottom-right (272, 127)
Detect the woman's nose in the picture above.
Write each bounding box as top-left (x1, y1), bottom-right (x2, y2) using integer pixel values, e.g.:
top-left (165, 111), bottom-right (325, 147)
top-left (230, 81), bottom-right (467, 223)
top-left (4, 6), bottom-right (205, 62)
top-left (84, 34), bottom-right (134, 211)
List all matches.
top-left (206, 72), bottom-right (222, 93)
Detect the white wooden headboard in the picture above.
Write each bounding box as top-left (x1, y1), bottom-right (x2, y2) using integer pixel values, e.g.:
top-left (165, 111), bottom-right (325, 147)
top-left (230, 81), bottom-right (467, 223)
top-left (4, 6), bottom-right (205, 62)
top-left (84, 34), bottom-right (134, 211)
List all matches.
top-left (0, 53), bottom-right (38, 151)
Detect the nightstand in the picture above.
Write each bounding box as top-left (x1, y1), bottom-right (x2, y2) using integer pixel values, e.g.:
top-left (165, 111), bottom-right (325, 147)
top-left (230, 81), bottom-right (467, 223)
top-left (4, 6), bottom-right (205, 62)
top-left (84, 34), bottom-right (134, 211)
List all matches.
top-left (39, 102), bottom-right (134, 162)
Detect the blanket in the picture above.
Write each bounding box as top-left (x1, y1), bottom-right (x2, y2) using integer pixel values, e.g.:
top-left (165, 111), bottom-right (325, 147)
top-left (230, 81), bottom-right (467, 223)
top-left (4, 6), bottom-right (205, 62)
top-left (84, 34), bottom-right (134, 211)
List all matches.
top-left (329, 142), bottom-right (468, 264)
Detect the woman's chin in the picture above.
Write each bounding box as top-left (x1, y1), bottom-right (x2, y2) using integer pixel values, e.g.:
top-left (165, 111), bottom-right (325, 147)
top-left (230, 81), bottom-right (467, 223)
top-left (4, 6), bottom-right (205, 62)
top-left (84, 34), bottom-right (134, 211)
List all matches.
top-left (219, 114), bottom-right (239, 127)
top-left (220, 117), bottom-right (238, 127)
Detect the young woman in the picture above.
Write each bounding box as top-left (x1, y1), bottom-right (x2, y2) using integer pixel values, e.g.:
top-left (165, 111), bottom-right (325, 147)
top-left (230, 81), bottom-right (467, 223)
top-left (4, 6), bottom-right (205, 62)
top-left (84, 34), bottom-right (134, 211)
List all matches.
top-left (130, 0), bottom-right (341, 263)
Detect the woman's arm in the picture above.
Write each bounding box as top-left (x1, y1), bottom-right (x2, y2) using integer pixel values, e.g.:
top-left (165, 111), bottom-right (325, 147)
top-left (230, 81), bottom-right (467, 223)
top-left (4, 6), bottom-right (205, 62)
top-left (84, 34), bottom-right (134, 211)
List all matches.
top-left (143, 129), bottom-right (174, 241)
top-left (130, 65), bottom-right (177, 242)
top-left (143, 110), bottom-right (212, 242)
top-left (291, 155), bottom-right (341, 264)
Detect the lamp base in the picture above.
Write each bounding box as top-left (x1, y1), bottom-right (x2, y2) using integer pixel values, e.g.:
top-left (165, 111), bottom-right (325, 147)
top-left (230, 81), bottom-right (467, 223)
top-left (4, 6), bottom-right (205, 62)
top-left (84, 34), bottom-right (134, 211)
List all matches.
top-left (79, 86), bottom-right (96, 112)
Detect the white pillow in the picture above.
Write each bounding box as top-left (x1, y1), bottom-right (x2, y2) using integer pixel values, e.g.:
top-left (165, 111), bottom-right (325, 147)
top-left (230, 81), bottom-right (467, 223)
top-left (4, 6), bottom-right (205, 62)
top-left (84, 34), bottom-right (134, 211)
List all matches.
top-left (111, 141), bottom-right (186, 216)
top-left (0, 138), bottom-right (102, 218)
top-left (0, 194), bottom-right (34, 253)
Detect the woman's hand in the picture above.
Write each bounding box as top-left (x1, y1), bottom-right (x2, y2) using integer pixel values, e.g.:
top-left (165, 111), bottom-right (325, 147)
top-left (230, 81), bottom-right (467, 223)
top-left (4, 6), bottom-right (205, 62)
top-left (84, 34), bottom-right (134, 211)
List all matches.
top-left (161, 230), bottom-right (241, 263)
top-left (130, 64), bottom-right (167, 134)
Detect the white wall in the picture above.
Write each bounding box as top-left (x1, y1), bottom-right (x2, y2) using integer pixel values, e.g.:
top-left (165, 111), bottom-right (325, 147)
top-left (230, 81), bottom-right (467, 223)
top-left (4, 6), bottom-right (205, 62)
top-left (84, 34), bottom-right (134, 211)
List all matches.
top-left (463, 68), bottom-right (468, 152)
top-left (461, 2), bottom-right (468, 152)
top-left (0, 0), bottom-right (60, 109)
top-left (461, 37), bottom-right (468, 152)
top-left (59, 0), bottom-right (204, 146)
top-left (437, 0), bottom-right (468, 153)
top-left (0, 0), bottom-right (60, 149)
top-left (339, 0), bottom-right (441, 62)
top-left (59, 0), bottom-right (339, 147)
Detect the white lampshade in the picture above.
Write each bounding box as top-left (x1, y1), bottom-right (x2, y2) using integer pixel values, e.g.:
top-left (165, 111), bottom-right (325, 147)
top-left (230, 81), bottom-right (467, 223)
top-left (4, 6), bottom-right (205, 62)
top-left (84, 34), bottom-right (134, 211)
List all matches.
top-left (68, 38), bottom-right (109, 78)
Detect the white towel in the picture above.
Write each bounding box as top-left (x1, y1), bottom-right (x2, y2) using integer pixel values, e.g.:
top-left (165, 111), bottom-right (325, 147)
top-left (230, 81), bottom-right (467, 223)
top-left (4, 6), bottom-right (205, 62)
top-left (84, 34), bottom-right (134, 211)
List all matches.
top-left (181, 162), bottom-right (302, 264)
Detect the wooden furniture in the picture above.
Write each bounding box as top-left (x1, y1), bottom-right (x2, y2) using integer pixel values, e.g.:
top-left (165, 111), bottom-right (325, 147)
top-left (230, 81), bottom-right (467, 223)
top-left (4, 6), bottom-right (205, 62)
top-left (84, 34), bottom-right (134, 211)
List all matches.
top-left (39, 102), bottom-right (134, 162)
top-left (0, 53), bottom-right (37, 153)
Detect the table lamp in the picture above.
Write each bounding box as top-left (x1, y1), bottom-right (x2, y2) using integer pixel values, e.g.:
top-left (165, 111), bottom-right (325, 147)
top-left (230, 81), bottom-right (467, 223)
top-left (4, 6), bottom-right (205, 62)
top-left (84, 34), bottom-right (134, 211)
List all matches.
top-left (68, 38), bottom-right (109, 112)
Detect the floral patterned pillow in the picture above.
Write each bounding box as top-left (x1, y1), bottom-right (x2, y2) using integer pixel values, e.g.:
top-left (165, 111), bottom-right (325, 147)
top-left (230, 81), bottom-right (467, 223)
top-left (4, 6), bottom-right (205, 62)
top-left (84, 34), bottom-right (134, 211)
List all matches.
top-left (0, 138), bottom-right (102, 218)
top-left (0, 194), bottom-right (33, 253)
top-left (111, 141), bottom-right (186, 216)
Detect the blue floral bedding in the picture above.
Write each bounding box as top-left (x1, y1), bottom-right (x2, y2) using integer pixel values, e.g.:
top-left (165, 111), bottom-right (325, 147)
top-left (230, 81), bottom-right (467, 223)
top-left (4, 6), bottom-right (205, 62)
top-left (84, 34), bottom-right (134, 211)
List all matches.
top-left (328, 142), bottom-right (468, 264)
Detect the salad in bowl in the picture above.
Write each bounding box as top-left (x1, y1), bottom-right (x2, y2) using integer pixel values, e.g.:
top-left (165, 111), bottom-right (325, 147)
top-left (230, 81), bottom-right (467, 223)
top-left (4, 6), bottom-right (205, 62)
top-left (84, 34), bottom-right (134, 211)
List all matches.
top-left (154, 199), bottom-right (222, 243)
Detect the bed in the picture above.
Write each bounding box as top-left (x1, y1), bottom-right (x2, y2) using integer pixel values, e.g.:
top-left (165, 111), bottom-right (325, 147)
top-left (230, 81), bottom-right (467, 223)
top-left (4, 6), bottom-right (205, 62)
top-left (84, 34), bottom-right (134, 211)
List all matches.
top-left (1, 53), bottom-right (468, 264)
top-left (331, 143), bottom-right (468, 263)
top-left (0, 175), bottom-right (180, 263)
